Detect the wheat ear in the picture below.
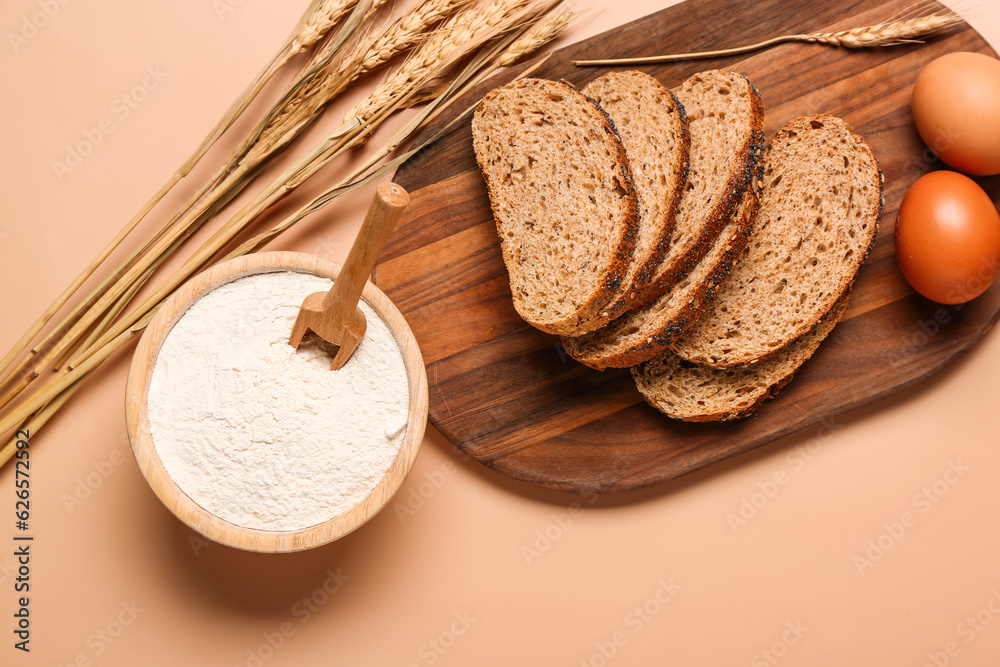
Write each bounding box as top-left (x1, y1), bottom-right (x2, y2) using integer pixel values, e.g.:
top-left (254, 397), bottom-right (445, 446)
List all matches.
top-left (0, 0), bottom-right (376, 392)
top-left (3, 2), bottom-right (379, 395)
top-left (345, 0), bottom-right (533, 124)
top-left (0, 0), bottom-right (563, 458)
top-left (65, 13), bottom-right (531, 377)
top-left (499, 5), bottom-right (577, 66)
top-left (400, 3), bottom-right (571, 108)
top-left (0, 3), bottom-right (335, 389)
top-left (343, 0), bottom-right (473, 79)
top-left (575, 5), bottom-right (963, 66)
top-left (289, 0), bottom-right (359, 55)
top-left (277, 0), bottom-right (472, 129)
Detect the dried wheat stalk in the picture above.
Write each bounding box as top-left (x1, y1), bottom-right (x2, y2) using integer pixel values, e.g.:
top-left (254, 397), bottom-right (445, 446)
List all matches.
top-left (575, 3), bottom-right (963, 66)
top-left (68, 1), bottom-right (557, 372)
top-left (232, 11), bottom-right (561, 259)
top-left (231, 15), bottom-right (559, 257)
top-left (0, 0), bottom-right (364, 395)
top-left (17, 2), bottom-right (375, 385)
top-left (250, 0), bottom-right (466, 164)
top-left (0, 0), bottom-right (569, 466)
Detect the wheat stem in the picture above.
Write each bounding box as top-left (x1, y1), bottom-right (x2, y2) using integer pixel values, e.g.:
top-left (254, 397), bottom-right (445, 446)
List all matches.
top-left (226, 10), bottom-right (558, 259)
top-left (0, 0), bottom-right (352, 390)
top-left (0, 0), bottom-right (563, 460)
top-left (63, 260), bottom-right (160, 372)
top-left (0, 173), bottom-right (176, 389)
top-left (15, 1), bottom-right (377, 389)
top-left (71, 4), bottom-right (546, 371)
top-left (575, 6), bottom-right (963, 65)
top-left (0, 324), bottom-right (132, 445)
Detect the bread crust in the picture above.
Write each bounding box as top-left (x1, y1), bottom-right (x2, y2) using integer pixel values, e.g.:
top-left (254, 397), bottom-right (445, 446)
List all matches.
top-left (472, 78), bottom-right (640, 336)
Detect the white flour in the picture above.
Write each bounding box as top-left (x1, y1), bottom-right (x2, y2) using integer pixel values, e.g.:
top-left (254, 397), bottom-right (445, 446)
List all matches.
top-left (146, 271), bottom-right (410, 532)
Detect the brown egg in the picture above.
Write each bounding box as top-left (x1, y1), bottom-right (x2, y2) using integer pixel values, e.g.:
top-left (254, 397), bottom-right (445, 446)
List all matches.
top-left (895, 171), bottom-right (1000, 304)
top-left (912, 52), bottom-right (1000, 176)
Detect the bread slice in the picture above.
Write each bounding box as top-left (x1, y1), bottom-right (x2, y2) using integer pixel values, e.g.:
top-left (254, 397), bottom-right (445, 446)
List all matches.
top-left (637, 70), bottom-right (766, 304)
top-left (561, 70), bottom-right (765, 370)
top-left (632, 292), bottom-right (851, 422)
top-left (671, 114), bottom-right (882, 367)
top-left (581, 71), bottom-right (690, 314)
top-left (472, 78), bottom-right (639, 336)
top-left (562, 188), bottom-right (758, 369)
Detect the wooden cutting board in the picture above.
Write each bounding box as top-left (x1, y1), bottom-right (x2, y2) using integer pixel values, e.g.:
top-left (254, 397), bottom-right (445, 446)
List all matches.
top-left (375, 0), bottom-right (1000, 493)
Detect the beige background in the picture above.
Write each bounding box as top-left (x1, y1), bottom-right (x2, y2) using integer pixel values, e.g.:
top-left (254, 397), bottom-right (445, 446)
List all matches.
top-left (3, 0), bottom-right (1000, 665)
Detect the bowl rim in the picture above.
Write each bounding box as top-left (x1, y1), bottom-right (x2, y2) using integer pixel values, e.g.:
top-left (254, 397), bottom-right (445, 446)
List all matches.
top-left (124, 251), bottom-right (428, 553)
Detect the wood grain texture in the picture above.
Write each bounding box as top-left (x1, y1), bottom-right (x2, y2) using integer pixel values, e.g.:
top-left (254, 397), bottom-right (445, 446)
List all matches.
top-left (376, 0), bottom-right (1000, 493)
top-left (126, 252), bottom-right (428, 552)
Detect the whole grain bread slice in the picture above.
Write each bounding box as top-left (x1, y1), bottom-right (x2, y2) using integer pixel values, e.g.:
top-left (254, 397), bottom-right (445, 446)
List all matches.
top-left (581, 71), bottom-right (690, 314)
top-left (635, 69), bottom-right (765, 305)
top-left (472, 77), bottom-right (640, 336)
top-left (632, 292), bottom-right (851, 422)
top-left (560, 70), bottom-right (765, 370)
top-left (671, 114), bottom-right (882, 368)
top-left (562, 188), bottom-right (758, 369)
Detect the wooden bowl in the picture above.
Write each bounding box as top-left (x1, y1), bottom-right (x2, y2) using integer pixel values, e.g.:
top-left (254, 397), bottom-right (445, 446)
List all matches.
top-left (125, 251), bottom-right (428, 553)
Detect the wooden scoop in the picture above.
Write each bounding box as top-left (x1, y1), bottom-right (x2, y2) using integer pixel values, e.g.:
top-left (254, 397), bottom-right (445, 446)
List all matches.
top-left (289, 182), bottom-right (409, 369)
